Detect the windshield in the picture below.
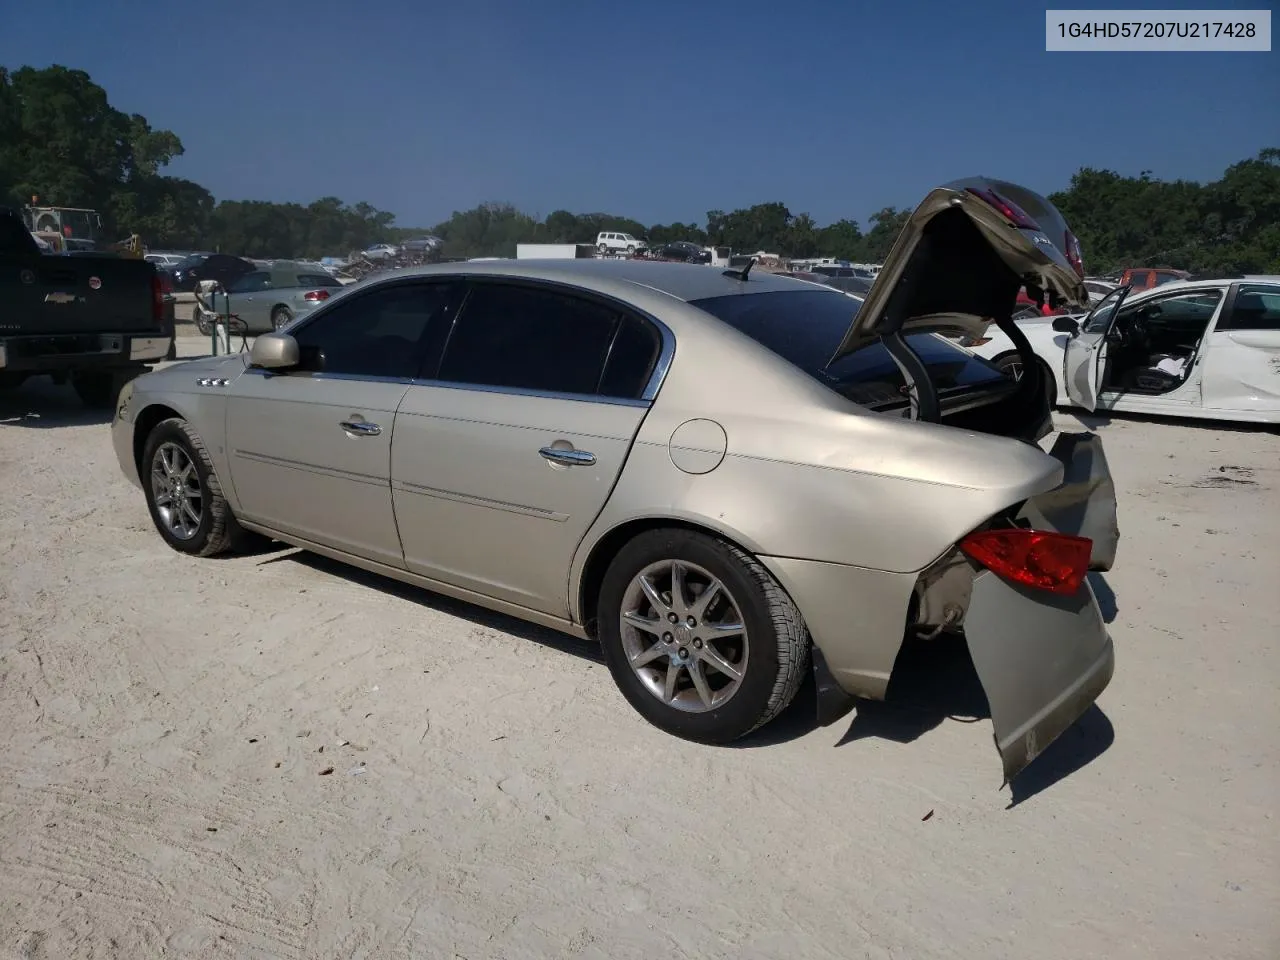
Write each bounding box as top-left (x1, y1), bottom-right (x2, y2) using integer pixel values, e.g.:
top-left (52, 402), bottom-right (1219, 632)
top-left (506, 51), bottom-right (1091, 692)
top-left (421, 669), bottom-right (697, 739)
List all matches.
top-left (689, 289), bottom-right (1006, 407)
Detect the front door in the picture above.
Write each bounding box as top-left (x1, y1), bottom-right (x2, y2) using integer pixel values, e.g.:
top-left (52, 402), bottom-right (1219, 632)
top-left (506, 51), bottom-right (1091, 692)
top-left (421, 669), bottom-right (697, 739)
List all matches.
top-left (391, 280), bottom-right (664, 618)
top-left (225, 279), bottom-right (462, 567)
top-left (1063, 285), bottom-right (1130, 412)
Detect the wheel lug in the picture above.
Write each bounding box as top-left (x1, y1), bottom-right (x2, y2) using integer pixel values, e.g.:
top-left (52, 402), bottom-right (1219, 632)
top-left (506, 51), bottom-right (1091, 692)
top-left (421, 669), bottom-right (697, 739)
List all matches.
top-left (686, 616), bottom-right (696, 627)
top-left (667, 612), bottom-right (678, 623)
top-left (693, 639), bottom-right (703, 649)
top-left (663, 633), bottom-right (673, 643)
top-left (678, 648), bottom-right (688, 659)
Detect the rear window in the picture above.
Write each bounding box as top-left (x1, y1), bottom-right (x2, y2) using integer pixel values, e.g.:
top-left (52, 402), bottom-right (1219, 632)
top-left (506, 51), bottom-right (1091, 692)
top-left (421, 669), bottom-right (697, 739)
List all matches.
top-left (297, 273), bottom-right (342, 287)
top-left (689, 289), bottom-right (1006, 407)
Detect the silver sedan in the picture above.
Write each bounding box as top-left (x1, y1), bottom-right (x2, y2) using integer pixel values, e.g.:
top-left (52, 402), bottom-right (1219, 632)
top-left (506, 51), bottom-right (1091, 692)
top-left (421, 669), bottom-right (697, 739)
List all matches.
top-left (112, 178), bottom-right (1118, 781)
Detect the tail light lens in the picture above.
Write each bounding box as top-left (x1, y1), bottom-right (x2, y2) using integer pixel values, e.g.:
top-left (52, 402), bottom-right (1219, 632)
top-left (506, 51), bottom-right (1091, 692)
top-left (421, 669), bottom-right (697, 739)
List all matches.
top-left (303, 290), bottom-right (331, 302)
top-left (151, 272), bottom-right (164, 322)
top-left (960, 528), bottom-right (1092, 596)
top-left (1064, 230), bottom-right (1085, 278)
top-left (965, 187), bottom-right (1041, 231)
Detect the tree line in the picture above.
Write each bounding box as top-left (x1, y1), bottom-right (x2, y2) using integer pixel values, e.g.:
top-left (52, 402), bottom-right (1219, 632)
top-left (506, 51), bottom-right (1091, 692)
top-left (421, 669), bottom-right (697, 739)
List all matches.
top-left (2, 64), bottom-right (1276, 274)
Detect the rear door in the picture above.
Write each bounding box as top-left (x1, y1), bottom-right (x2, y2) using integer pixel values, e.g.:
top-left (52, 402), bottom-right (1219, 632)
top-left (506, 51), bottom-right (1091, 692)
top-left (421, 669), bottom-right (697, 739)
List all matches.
top-left (1062, 285), bottom-right (1130, 411)
top-left (1199, 283), bottom-right (1280, 415)
top-left (391, 280), bottom-right (664, 618)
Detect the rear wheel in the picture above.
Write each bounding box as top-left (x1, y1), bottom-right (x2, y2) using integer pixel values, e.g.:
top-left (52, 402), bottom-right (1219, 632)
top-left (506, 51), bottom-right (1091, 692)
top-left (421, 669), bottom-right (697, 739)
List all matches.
top-left (72, 370), bottom-right (131, 409)
top-left (597, 529), bottom-right (810, 743)
top-left (271, 306), bottom-right (293, 330)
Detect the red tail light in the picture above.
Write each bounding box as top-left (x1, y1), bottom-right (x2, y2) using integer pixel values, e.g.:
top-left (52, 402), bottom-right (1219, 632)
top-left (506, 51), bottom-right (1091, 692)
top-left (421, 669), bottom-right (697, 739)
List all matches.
top-left (965, 187), bottom-right (1041, 231)
top-left (1064, 230), bottom-right (1085, 278)
top-left (959, 528), bottom-right (1092, 596)
top-left (151, 272), bottom-right (164, 321)
top-left (303, 290), bottom-right (331, 301)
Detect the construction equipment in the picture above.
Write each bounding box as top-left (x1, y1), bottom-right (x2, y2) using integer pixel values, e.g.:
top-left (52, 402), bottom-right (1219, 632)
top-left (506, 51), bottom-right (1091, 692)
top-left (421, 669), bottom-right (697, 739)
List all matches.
top-left (22, 200), bottom-right (104, 253)
top-left (20, 198), bottom-right (143, 258)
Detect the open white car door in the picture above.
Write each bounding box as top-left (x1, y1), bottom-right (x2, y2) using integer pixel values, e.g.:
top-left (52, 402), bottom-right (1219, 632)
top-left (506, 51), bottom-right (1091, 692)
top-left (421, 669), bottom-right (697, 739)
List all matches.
top-left (1063, 285), bottom-right (1131, 411)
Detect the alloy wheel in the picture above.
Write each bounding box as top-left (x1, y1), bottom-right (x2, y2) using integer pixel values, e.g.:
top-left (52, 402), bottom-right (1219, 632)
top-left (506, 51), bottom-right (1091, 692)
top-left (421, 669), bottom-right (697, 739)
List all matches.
top-left (150, 442), bottom-right (203, 540)
top-left (618, 559), bottom-right (749, 713)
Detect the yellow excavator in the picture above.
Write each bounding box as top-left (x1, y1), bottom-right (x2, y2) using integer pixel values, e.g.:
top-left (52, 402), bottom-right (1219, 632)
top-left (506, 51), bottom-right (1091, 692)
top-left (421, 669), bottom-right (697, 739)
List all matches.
top-left (22, 199), bottom-right (144, 258)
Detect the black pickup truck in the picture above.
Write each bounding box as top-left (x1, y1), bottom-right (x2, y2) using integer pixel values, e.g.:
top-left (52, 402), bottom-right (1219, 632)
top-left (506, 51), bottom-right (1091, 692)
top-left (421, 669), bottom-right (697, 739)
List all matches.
top-left (0, 206), bottom-right (173, 407)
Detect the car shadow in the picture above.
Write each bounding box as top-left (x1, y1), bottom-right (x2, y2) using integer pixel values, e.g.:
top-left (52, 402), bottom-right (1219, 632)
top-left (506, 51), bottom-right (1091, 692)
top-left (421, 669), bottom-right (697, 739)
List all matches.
top-left (263, 548), bottom-right (1113, 801)
top-left (259, 547), bottom-right (604, 664)
top-left (0, 378), bottom-right (112, 428)
top-left (831, 634), bottom-right (1113, 805)
top-left (1066, 408), bottom-right (1277, 435)
top-left (1088, 572), bottom-right (1118, 624)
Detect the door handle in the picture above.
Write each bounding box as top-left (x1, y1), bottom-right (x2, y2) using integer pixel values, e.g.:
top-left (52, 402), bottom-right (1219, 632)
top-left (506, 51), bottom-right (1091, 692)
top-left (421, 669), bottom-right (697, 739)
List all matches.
top-left (340, 419), bottom-right (382, 436)
top-left (539, 446), bottom-right (596, 467)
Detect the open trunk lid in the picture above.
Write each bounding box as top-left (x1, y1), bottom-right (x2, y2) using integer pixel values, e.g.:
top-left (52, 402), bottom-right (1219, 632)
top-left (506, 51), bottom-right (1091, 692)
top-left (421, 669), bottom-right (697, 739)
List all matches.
top-left (830, 177), bottom-right (1090, 364)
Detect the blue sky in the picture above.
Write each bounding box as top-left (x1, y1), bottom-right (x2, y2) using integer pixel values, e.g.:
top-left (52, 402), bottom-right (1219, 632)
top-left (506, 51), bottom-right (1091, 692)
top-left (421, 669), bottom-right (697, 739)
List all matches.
top-left (2, 0), bottom-right (1275, 229)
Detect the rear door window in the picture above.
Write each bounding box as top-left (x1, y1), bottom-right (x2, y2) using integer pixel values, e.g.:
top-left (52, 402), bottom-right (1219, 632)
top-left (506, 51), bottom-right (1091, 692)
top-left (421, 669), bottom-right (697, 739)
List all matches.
top-left (437, 282), bottom-right (659, 399)
top-left (1219, 285), bottom-right (1280, 331)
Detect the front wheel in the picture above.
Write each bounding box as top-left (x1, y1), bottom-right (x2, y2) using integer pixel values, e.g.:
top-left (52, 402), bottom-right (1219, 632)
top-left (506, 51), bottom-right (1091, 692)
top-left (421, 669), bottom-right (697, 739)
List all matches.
top-left (271, 306), bottom-right (293, 330)
top-left (597, 529), bottom-right (810, 743)
top-left (141, 417), bottom-right (248, 557)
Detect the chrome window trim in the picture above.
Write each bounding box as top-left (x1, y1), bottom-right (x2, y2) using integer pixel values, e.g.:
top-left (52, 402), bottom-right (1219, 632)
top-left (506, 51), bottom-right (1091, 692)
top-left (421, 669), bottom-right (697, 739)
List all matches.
top-left (241, 367), bottom-right (653, 408)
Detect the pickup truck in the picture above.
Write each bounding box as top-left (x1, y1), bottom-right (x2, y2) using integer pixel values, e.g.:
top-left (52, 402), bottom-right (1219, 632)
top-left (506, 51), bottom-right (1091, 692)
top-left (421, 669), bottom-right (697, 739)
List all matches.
top-left (0, 206), bottom-right (173, 408)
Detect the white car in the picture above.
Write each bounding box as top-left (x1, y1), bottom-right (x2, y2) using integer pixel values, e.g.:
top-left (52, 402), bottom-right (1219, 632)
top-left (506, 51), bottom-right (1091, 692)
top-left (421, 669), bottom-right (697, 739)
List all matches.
top-left (963, 277), bottom-right (1280, 424)
top-left (596, 232), bottom-right (647, 256)
top-left (364, 243), bottom-right (399, 260)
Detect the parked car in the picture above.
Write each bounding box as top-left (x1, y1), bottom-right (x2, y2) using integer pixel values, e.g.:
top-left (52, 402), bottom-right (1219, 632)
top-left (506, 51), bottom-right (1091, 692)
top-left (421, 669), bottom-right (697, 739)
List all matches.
top-left (111, 177), bottom-right (1116, 782)
top-left (400, 236), bottom-right (443, 255)
top-left (596, 232), bottom-right (647, 256)
top-left (203, 260), bottom-right (347, 333)
top-left (657, 241), bottom-right (712, 264)
top-left (364, 243), bottom-right (399, 260)
top-left (818, 274), bottom-right (874, 296)
top-left (145, 252), bottom-right (187, 268)
top-left (962, 276), bottom-right (1280, 423)
top-left (169, 253), bottom-right (255, 293)
top-left (1119, 267), bottom-right (1191, 290)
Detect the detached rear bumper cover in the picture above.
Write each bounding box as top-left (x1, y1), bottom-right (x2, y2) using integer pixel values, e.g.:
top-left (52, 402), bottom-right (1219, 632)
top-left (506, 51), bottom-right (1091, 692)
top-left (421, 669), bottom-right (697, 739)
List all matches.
top-left (965, 570), bottom-right (1114, 784)
top-left (1024, 431), bottom-right (1119, 572)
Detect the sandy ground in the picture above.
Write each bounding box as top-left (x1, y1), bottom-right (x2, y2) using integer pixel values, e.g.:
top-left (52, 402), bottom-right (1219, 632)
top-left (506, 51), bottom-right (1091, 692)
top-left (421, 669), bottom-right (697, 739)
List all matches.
top-left (1, 340), bottom-right (1277, 959)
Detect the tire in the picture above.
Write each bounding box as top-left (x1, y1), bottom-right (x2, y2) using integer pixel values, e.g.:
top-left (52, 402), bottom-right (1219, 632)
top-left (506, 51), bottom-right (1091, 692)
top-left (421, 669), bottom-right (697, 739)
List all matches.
top-left (994, 353), bottom-right (1057, 408)
top-left (597, 244), bottom-right (609, 257)
top-left (71, 370), bottom-right (126, 409)
top-left (195, 313), bottom-right (212, 336)
top-left (626, 245), bottom-right (635, 255)
top-left (141, 417), bottom-right (251, 557)
top-left (597, 528), bottom-right (810, 743)
top-left (271, 306), bottom-right (293, 330)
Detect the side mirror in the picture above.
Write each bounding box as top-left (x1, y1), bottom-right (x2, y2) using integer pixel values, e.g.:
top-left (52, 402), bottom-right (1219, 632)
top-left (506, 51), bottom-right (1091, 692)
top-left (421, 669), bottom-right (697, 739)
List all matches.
top-left (1052, 317), bottom-right (1080, 335)
top-left (249, 332), bottom-right (300, 369)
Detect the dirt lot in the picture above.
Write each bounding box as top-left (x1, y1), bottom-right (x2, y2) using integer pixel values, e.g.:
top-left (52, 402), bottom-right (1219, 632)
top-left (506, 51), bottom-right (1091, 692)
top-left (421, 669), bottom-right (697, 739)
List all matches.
top-left (2, 340), bottom-right (1278, 959)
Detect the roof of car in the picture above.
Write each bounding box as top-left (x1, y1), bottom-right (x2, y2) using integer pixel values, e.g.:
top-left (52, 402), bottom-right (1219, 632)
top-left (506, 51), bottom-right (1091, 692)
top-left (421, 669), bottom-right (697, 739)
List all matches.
top-left (378, 258), bottom-right (821, 302)
top-left (1130, 275), bottom-right (1280, 296)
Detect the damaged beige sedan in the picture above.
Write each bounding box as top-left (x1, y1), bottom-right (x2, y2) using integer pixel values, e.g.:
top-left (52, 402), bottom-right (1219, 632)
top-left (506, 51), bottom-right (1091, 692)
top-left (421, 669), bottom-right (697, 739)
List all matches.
top-left (113, 178), bottom-right (1118, 781)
